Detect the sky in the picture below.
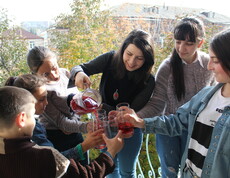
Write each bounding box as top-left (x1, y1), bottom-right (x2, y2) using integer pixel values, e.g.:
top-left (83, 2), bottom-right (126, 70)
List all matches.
top-left (1, 0), bottom-right (230, 25)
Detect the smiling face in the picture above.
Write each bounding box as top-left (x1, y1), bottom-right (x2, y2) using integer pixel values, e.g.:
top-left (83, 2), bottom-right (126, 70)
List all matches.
top-left (37, 57), bottom-right (60, 83)
top-left (123, 44), bottom-right (145, 71)
top-left (208, 49), bottom-right (230, 83)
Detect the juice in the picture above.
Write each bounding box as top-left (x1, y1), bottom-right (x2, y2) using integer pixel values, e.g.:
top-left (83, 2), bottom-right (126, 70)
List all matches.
top-left (118, 122), bottom-right (134, 134)
top-left (70, 96), bottom-right (99, 115)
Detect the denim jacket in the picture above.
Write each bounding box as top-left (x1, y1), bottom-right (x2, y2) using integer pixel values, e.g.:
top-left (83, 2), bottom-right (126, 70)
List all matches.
top-left (143, 83), bottom-right (230, 178)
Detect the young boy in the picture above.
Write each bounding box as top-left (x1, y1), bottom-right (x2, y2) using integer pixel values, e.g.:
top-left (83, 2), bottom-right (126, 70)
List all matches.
top-left (0, 86), bottom-right (123, 178)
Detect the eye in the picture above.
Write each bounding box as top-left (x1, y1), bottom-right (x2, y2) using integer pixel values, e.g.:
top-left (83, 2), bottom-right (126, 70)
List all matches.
top-left (186, 42), bottom-right (194, 46)
top-left (42, 73), bottom-right (49, 78)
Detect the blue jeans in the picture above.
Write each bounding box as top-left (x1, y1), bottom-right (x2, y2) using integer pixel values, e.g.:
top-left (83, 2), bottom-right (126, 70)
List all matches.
top-left (156, 130), bottom-right (188, 178)
top-left (106, 128), bottom-right (143, 178)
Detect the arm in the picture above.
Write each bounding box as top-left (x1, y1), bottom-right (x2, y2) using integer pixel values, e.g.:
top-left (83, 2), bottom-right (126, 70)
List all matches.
top-left (63, 131), bottom-right (124, 178)
top-left (62, 129), bottom-right (104, 161)
top-left (70, 51), bottom-right (115, 88)
top-left (137, 59), bottom-right (171, 118)
top-left (124, 86), bottom-right (213, 136)
top-left (64, 153), bottom-right (115, 178)
top-left (44, 91), bottom-right (88, 133)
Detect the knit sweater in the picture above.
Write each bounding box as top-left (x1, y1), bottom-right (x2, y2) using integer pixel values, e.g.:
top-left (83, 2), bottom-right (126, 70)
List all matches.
top-left (138, 51), bottom-right (215, 118)
top-left (0, 136), bottom-right (115, 178)
top-left (39, 68), bottom-right (88, 133)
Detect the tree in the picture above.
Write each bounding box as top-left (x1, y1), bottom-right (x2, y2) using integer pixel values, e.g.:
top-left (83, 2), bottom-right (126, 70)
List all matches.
top-left (0, 8), bottom-right (28, 86)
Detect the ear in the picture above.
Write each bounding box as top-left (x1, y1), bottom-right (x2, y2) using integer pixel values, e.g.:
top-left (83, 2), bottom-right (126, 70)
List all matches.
top-left (198, 39), bottom-right (204, 48)
top-left (15, 112), bottom-right (26, 128)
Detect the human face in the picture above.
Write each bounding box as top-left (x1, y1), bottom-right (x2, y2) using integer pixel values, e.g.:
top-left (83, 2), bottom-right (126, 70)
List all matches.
top-left (208, 50), bottom-right (230, 83)
top-left (175, 39), bottom-right (203, 64)
top-left (123, 44), bottom-right (145, 71)
top-left (24, 103), bottom-right (36, 136)
top-left (37, 57), bottom-right (60, 83)
top-left (33, 85), bottom-right (48, 115)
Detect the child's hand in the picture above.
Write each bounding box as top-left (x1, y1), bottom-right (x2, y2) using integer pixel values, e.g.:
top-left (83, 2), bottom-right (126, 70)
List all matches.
top-left (81, 129), bottom-right (104, 152)
top-left (103, 130), bottom-right (124, 158)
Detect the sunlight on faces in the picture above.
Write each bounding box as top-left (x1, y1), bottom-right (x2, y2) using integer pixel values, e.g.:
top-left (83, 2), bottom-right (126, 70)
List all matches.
top-left (22, 102), bottom-right (36, 137)
top-left (208, 50), bottom-right (230, 83)
top-left (175, 39), bottom-right (203, 64)
top-left (33, 85), bottom-right (48, 115)
top-left (123, 44), bottom-right (145, 71)
top-left (37, 57), bottom-right (60, 83)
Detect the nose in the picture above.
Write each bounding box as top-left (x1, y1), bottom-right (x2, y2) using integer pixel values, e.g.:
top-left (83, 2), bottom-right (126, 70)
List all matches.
top-left (44, 98), bottom-right (48, 106)
top-left (178, 43), bottom-right (186, 52)
top-left (207, 59), bottom-right (213, 71)
top-left (128, 56), bottom-right (136, 67)
top-left (49, 70), bottom-right (58, 80)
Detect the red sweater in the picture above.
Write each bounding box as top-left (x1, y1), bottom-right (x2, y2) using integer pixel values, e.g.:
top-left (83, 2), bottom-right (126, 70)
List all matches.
top-left (0, 136), bottom-right (114, 178)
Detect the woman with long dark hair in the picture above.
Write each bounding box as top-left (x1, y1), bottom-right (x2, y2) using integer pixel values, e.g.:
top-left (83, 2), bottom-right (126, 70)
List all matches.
top-left (137, 17), bottom-right (215, 177)
top-left (70, 29), bottom-right (155, 178)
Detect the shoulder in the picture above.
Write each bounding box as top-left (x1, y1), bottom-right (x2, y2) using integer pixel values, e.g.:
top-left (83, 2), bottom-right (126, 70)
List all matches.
top-left (33, 145), bottom-right (70, 177)
top-left (155, 57), bottom-right (171, 76)
top-left (158, 57), bottom-right (171, 70)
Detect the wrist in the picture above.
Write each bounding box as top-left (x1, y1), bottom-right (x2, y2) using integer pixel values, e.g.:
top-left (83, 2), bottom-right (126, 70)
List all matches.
top-left (106, 149), bottom-right (116, 158)
top-left (138, 117), bottom-right (145, 128)
top-left (81, 141), bottom-right (89, 153)
top-left (75, 144), bottom-right (85, 160)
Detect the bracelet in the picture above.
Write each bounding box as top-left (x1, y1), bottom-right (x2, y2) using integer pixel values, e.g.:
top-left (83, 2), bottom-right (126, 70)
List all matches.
top-left (75, 144), bottom-right (85, 160)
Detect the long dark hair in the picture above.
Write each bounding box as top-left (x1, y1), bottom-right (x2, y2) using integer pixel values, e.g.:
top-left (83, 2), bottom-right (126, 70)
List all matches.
top-left (210, 28), bottom-right (230, 76)
top-left (170, 17), bottom-right (205, 101)
top-left (112, 29), bottom-right (155, 84)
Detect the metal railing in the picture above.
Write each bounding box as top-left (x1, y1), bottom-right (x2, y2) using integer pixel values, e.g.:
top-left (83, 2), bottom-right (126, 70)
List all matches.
top-left (136, 134), bottom-right (161, 178)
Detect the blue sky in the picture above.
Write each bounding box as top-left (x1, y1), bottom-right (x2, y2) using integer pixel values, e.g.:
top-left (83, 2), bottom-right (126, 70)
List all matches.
top-left (1, 0), bottom-right (229, 24)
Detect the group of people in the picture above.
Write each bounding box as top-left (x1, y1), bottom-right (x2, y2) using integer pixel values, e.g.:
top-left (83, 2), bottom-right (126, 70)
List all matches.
top-left (0, 16), bottom-right (230, 178)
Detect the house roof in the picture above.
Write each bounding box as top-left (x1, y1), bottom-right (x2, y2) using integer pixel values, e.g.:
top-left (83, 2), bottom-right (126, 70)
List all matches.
top-left (16, 28), bottom-right (44, 39)
top-left (2, 28), bottom-right (44, 40)
top-left (109, 3), bottom-right (230, 24)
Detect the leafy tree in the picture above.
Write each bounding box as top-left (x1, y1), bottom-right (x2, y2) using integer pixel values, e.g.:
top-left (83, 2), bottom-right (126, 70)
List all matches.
top-left (0, 8), bottom-right (28, 86)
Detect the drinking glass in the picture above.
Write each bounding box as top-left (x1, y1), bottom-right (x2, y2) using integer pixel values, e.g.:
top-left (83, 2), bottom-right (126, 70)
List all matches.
top-left (116, 102), bottom-right (134, 135)
top-left (93, 109), bottom-right (107, 149)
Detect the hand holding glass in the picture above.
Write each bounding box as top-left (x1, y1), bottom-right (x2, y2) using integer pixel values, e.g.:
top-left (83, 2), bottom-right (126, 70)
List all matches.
top-left (116, 102), bottom-right (134, 135)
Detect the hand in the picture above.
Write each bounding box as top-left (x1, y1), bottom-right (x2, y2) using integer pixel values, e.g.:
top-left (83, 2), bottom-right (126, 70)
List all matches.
top-left (81, 129), bottom-right (104, 152)
top-left (74, 72), bottom-right (91, 89)
top-left (123, 108), bottom-right (145, 128)
top-left (102, 130), bottom-right (124, 158)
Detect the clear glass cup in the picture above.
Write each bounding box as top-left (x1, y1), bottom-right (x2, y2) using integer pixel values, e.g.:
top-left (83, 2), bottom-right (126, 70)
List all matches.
top-left (116, 102), bottom-right (134, 135)
top-left (93, 109), bottom-right (107, 149)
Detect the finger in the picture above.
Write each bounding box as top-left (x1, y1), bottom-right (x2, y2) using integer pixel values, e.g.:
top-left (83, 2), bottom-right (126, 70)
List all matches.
top-left (115, 130), bottom-right (123, 138)
top-left (102, 133), bottom-right (108, 142)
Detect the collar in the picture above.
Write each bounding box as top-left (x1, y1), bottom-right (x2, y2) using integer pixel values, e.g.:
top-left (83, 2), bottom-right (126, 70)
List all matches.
top-left (0, 136), bottom-right (35, 154)
top-left (182, 51), bottom-right (205, 68)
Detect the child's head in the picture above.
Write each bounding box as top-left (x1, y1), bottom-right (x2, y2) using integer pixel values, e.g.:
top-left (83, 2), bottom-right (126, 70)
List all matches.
top-left (5, 74), bottom-right (48, 115)
top-left (208, 28), bottom-right (230, 82)
top-left (0, 86), bottom-right (36, 138)
top-left (174, 17), bottom-right (205, 43)
top-left (173, 17), bottom-right (205, 62)
top-left (27, 46), bottom-right (60, 83)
